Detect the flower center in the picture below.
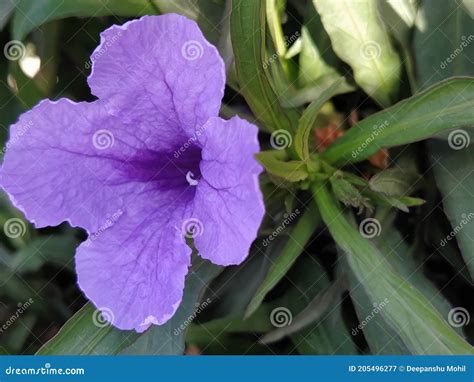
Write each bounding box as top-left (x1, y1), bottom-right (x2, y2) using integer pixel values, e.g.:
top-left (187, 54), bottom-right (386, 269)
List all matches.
top-left (119, 145), bottom-right (202, 196)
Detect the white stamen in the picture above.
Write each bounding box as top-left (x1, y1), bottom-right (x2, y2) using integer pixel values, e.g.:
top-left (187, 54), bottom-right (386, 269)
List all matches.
top-left (186, 171), bottom-right (198, 186)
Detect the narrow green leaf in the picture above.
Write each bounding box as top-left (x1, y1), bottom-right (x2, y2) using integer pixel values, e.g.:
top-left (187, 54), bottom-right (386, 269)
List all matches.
top-left (245, 203), bottom-right (320, 318)
top-left (203, 238), bottom-right (285, 318)
top-left (313, 182), bottom-right (474, 354)
top-left (322, 78), bottom-right (474, 166)
top-left (256, 150), bottom-right (308, 182)
top-left (363, 190), bottom-right (424, 213)
top-left (295, 77), bottom-right (350, 160)
top-left (36, 303), bottom-right (140, 355)
top-left (260, 277), bottom-right (345, 344)
top-left (230, 0), bottom-right (299, 133)
top-left (284, 256), bottom-right (357, 355)
top-left (343, 253), bottom-right (409, 354)
top-left (313, 0), bottom-right (401, 107)
top-left (12, 0), bottom-right (157, 40)
top-left (185, 305), bottom-right (274, 354)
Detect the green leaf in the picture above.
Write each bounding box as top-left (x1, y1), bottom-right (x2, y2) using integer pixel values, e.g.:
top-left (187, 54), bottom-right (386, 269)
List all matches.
top-left (346, 222), bottom-right (463, 354)
top-left (414, 0), bottom-right (474, 280)
top-left (260, 276), bottom-right (345, 344)
top-left (414, 0), bottom-right (473, 90)
top-left (313, 182), bottom-right (474, 354)
top-left (363, 190), bottom-right (424, 213)
top-left (377, 0), bottom-right (417, 90)
top-left (282, 256), bottom-right (357, 354)
top-left (12, 0), bottom-right (157, 40)
top-left (230, 0), bottom-right (299, 133)
top-left (322, 78), bottom-right (474, 166)
top-left (430, 140), bottom-right (474, 279)
top-left (295, 77), bottom-right (350, 160)
top-left (36, 303), bottom-right (140, 355)
top-left (203, 239), bottom-right (285, 317)
top-left (330, 171), bottom-right (372, 213)
top-left (378, 0), bottom-right (417, 47)
top-left (256, 150), bottom-right (308, 182)
top-left (279, 73), bottom-right (354, 108)
top-left (185, 306), bottom-right (274, 354)
top-left (313, 0), bottom-right (401, 107)
top-left (265, 0), bottom-right (294, 79)
top-left (37, 257), bottom-right (221, 355)
top-left (376, 228), bottom-right (460, 326)
top-left (368, 168), bottom-right (419, 196)
top-left (298, 0), bottom-right (340, 87)
top-left (342, 249), bottom-right (409, 354)
top-left (245, 203), bottom-right (320, 318)
top-left (0, 0), bottom-right (16, 30)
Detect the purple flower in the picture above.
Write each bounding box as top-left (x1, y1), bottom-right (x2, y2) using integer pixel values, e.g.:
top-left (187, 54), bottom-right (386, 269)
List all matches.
top-left (0, 15), bottom-right (264, 332)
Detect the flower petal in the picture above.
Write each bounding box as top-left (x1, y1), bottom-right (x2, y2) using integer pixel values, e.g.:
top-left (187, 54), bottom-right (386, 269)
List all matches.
top-left (87, 14), bottom-right (225, 138)
top-left (76, 189), bottom-right (192, 332)
top-left (0, 98), bottom-right (186, 232)
top-left (192, 117), bottom-right (265, 265)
